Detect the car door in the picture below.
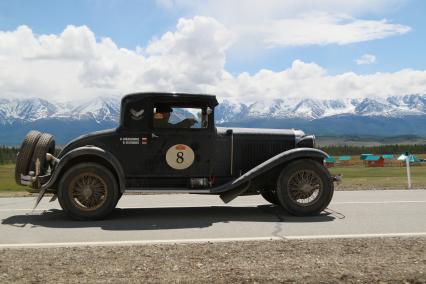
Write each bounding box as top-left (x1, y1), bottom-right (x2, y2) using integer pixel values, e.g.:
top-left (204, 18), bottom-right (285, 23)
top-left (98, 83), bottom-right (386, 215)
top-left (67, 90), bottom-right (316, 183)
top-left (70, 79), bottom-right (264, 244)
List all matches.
top-left (146, 106), bottom-right (214, 179)
top-left (116, 98), bottom-right (153, 178)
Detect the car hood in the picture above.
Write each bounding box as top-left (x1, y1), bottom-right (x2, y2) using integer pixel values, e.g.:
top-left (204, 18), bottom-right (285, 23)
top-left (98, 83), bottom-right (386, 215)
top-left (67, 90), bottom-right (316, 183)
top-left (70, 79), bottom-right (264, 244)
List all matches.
top-left (216, 127), bottom-right (305, 137)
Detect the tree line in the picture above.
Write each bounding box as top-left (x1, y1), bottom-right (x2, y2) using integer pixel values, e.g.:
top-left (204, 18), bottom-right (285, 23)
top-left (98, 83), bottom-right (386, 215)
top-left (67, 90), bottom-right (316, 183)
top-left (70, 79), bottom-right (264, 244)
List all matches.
top-left (0, 146), bottom-right (18, 165)
top-left (0, 146), bottom-right (62, 165)
top-left (320, 144), bottom-right (426, 156)
top-left (1, 144), bottom-right (426, 165)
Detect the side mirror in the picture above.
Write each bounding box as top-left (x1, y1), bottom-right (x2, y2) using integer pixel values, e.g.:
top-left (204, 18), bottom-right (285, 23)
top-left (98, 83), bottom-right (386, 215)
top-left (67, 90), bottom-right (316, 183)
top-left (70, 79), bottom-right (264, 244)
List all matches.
top-left (207, 107), bottom-right (213, 115)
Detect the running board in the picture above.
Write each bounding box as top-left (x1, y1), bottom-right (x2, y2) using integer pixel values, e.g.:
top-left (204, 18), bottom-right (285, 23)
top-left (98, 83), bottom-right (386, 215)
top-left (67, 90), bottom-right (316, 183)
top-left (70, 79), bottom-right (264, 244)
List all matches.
top-left (124, 188), bottom-right (211, 194)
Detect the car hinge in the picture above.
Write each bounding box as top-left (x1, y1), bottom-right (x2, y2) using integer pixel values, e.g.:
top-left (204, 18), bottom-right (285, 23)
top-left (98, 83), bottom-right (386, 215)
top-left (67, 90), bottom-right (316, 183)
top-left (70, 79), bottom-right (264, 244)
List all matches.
top-left (230, 132), bottom-right (234, 176)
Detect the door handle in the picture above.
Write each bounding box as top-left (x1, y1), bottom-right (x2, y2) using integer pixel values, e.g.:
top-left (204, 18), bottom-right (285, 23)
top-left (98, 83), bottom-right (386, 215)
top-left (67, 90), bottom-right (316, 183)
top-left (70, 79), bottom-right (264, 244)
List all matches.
top-left (151, 133), bottom-right (159, 139)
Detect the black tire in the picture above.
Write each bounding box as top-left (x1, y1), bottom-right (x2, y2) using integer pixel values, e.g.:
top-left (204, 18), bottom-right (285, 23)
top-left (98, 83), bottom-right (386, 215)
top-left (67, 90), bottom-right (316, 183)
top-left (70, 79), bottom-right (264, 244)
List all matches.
top-left (261, 190), bottom-right (280, 205)
top-left (15, 130), bottom-right (42, 185)
top-left (58, 163), bottom-right (119, 220)
top-left (114, 192), bottom-right (123, 208)
top-left (29, 133), bottom-right (55, 175)
top-left (276, 159), bottom-right (334, 216)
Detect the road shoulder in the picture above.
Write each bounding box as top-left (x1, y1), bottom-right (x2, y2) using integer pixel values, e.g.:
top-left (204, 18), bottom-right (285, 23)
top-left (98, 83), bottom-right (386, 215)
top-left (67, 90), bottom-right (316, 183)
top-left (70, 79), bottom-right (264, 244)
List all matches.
top-left (0, 237), bottom-right (425, 283)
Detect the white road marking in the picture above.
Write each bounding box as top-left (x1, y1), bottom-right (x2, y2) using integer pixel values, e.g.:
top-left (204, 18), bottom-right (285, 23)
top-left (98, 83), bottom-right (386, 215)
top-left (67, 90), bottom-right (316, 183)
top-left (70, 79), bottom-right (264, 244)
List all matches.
top-left (0, 200), bottom-right (425, 212)
top-left (332, 200), bottom-right (426, 204)
top-left (0, 208), bottom-right (49, 211)
top-left (0, 232), bottom-right (425, 248)
top-left (0, 237), bottom-right (282, 248)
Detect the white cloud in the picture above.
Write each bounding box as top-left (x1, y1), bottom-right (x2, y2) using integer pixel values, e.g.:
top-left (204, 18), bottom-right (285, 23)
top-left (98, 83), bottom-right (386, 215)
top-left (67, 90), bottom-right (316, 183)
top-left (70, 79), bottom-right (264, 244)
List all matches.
top-left (157, 0), bottom-right (407, 20)
top-left (0, 18), bottom-right (233, 101)
top-left (0, 20), bottom-right (425, 105)
top-left (263, 13), bottom-right (410, 47)
top-left (217, 61), bottom-right (426, 103)
top-left (143, 16), bottom-right (234, 88)
top-left (0, 25), bottom-right (144, 99)
top-left (156, 0), bottom-right (410, 48)
top-left (356, 54), bottom-right (377, 65)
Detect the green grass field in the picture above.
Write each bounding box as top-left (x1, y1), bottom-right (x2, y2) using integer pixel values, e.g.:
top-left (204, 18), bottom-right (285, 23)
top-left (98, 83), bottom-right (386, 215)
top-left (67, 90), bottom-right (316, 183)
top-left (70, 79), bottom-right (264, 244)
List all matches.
top-left (0, 163), bottom-right (425, 196)
top-left (329, 166), bottom-right (426, 190)
top-left (0, 164), bottom-right (27, 193)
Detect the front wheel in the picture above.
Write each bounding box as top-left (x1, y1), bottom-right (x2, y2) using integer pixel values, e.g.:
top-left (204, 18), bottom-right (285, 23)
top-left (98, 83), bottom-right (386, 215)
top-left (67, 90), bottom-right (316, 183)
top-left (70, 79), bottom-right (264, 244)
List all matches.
top-left (58, 163), bottom-right (119, 220)
top-left (261, 190), bottom-right (280, 205)
top-left (276, 159), bottom-right (334, 216)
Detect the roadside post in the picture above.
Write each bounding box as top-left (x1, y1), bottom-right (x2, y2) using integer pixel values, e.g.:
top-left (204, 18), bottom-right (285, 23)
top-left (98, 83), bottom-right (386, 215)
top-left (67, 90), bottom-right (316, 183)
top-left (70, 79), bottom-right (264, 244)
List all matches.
top-left (405, 152), bottom-right (412, 189)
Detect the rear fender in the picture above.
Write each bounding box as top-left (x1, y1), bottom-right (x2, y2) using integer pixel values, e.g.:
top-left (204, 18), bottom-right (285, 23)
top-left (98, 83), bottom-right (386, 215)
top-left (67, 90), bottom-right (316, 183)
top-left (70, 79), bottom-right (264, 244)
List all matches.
top-left (41, 146), bottom-right (125, 193)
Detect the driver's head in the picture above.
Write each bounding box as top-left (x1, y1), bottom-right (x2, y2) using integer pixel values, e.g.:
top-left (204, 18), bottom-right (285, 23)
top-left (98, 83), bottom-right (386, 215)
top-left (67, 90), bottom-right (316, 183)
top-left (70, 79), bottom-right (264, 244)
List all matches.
top-left (155, 104), bottom-right (173, 121)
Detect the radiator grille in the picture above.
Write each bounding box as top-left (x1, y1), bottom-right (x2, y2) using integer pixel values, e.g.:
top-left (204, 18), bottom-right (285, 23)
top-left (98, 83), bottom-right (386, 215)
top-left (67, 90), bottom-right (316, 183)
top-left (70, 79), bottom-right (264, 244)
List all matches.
top-left (234, 141), bottom-right (289, 174)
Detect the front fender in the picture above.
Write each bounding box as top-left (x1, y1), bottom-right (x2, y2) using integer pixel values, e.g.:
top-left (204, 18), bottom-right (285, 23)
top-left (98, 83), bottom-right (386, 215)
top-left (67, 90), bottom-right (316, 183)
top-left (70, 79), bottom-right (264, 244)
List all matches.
top-left (41, 146), bottom-right (125, 193)
top-left (234, 147), bottom-right (328, 185)
top-left (213, 148), bottom-right (329, 202)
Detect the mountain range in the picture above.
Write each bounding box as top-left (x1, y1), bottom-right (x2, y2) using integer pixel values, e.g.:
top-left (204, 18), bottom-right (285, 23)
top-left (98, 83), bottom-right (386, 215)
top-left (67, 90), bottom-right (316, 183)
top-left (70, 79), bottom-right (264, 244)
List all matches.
top-left (1, 94), bottom-right (426, 145)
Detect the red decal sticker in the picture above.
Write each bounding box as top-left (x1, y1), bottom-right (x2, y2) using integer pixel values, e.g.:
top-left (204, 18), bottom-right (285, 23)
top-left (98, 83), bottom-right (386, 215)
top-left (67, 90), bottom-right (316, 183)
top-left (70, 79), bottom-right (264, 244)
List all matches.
top-left (176, 145), bottom-right (186, 150)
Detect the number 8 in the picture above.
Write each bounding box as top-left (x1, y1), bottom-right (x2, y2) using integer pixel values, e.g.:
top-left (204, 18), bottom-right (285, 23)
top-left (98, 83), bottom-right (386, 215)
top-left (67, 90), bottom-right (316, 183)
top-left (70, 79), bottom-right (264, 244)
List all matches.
top-left (176, 151), bottom-right (184, 164)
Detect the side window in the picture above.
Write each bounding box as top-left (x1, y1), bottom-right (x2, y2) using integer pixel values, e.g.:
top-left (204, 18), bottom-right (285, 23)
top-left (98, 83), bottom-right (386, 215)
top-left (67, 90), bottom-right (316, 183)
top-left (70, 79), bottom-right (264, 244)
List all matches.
top-left (153, 105), bottom-right (209, 129)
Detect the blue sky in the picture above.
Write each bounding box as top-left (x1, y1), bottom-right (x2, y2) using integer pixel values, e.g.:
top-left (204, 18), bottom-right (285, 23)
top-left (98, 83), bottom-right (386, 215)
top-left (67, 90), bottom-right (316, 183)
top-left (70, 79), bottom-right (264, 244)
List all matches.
top-left (1, 0), bottom-right (424, 74)
top-left (0, 0), bottom-right (425, 102)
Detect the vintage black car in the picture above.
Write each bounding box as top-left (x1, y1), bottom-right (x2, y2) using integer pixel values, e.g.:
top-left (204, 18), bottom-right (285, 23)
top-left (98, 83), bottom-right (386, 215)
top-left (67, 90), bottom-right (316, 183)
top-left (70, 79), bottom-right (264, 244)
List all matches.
top-left (16, 92), bottom-right (338, 220)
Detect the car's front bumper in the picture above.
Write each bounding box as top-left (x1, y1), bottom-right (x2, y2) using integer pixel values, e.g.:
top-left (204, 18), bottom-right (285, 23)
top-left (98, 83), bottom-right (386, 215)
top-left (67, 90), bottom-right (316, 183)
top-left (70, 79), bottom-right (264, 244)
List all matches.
top-left (20, 173), bottom-right (52, 192)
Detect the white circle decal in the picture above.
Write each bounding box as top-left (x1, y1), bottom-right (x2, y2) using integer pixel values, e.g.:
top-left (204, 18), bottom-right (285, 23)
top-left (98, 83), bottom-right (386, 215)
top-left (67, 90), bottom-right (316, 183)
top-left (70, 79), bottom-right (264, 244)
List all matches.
top-left (165, 144), bottom-right (195, 170)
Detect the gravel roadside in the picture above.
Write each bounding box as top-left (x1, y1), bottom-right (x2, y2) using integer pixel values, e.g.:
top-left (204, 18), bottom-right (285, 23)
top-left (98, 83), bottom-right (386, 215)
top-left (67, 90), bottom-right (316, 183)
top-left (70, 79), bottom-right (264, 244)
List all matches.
top-left (0, 237), bottom-right (425, 283)
top-left (335, 185), bottom-right (426, 191)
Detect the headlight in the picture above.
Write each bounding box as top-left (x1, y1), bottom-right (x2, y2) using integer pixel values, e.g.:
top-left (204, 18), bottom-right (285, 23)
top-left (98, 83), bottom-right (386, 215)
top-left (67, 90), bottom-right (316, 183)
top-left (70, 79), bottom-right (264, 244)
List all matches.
top-left (297, 135), bottom-right (316, 148)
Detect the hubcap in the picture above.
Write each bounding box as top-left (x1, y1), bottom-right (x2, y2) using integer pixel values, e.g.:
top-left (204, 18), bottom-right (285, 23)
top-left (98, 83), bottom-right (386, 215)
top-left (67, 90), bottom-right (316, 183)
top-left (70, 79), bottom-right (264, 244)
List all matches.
top-left (287, 170), bottom-right (322, 206)
top-left (68, 173), bottom-right (108, 211)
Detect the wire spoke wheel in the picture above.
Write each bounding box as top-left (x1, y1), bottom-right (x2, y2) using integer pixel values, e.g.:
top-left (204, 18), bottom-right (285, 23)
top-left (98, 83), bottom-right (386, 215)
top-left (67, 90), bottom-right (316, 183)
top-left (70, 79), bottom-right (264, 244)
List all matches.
top-left (69, 173), bottom-right (108, 211)
top-left (287, 169), bottom-right (323, 207)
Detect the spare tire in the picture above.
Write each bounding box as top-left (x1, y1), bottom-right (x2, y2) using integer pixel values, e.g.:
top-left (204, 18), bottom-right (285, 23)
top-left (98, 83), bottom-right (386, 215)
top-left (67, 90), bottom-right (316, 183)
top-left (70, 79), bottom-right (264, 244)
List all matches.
top-left (15, 130), bottom-right (42, 185)
top-left (29, 133), bottom-right (55, 176)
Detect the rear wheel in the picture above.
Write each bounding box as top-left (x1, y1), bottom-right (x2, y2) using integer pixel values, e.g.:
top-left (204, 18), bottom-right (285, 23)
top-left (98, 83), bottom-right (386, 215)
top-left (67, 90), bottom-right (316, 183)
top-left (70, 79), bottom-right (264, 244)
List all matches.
top-left (58, 163), bottom-right (119, 220)
top-left (15, 130), bottom-right (42, 185)
top-left (276, 159), bottom-right (334, 216)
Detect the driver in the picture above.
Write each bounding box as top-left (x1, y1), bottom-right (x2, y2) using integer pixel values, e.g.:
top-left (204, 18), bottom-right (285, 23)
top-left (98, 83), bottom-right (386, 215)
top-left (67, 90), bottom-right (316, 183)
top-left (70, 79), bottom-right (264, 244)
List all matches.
top-left (153, 104), bottom-right (197, 128)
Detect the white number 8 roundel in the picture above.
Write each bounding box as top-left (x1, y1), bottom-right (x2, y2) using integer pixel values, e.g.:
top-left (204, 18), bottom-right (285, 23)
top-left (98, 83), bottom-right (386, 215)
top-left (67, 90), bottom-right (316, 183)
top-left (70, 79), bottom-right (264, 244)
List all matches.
top-left (165, 144), bottom-right (195, 170)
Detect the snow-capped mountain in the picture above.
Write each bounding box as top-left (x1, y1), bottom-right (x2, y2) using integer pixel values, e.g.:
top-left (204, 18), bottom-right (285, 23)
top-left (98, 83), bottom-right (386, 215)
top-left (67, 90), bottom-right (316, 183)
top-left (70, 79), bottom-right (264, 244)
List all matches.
top-left (0, 97), bottom-right (120, 124)
top-left (1, 94), bottom-right (426, 125)
top-left (55, 97), bottom-right (120, 123)
top-left (1, 94), bottom-right (426, 144)
top-left (215, 94), bottom-right (426, 122)
top-left (0, 98), bottom-right (60, 124)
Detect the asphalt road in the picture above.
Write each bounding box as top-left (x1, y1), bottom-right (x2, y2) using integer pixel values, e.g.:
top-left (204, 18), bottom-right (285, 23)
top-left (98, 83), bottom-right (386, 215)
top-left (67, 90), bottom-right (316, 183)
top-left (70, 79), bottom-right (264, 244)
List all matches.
top-left (0, 190), bottom-right (425, 248)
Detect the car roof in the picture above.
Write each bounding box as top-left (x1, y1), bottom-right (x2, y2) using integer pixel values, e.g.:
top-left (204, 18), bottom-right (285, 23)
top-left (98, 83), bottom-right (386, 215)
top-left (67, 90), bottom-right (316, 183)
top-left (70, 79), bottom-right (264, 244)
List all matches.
top-left (121, 92), bottom-right (218, 107)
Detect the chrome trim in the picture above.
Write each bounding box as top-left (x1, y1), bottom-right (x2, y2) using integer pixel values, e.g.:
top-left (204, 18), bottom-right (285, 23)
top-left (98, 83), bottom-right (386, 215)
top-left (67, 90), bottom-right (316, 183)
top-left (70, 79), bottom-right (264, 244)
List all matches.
top-left (293, 129), bottom-right (305, 146)
top-left (46, 153), bottom-right (60, 167)
top-left (20, 174), bottom-right (35, 186)
top-left (35, 158), bottom-right (40, 177)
